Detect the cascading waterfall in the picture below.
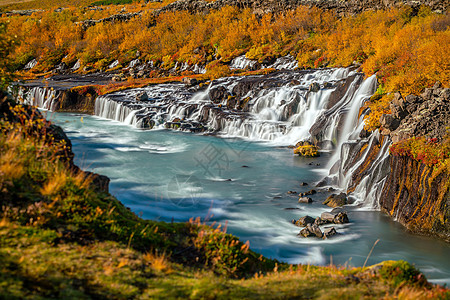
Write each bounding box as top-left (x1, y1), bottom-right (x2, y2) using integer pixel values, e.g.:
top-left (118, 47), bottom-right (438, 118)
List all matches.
top-left (22, 86), bottom-right (60, 111)
top-left (93, 68), bottom-right (360, 146)
top-left (322, 75), bottom-right (391, 207)
top-left (22, 67), bottom-right (392, 209)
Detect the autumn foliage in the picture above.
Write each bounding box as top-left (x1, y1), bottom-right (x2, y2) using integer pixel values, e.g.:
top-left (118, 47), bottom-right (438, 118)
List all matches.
top-left (390, 136), bottom-right (450, 167)
top-left (2, 5), bottom-right (448, 96)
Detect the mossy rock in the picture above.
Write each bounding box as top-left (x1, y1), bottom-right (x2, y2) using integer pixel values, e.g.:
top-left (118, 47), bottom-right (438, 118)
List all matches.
top-left (294, 145), bottom-right (319, 157)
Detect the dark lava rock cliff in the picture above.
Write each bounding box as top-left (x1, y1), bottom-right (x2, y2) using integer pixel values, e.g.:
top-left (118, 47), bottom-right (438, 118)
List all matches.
top-left (377, 83), bottom-right (450, 241)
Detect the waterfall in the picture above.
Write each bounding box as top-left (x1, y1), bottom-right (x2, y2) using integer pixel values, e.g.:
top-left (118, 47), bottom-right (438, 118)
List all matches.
top-left (22, 87), bottom-right (60, 111)
top-left (321, 75), bottom-right (391, 207)
top-left (327, 75), bottom-right (378, 169)
top-left (93, 68), bottom-right (361, 146)
top-left (21, 67), bottom-right (391, 208)
top-left (229, 56), bottom-right (257, 70)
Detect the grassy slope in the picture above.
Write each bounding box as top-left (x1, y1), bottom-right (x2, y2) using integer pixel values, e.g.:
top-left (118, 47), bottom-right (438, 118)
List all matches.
top-left (0, 95), bottom-right (449, 299)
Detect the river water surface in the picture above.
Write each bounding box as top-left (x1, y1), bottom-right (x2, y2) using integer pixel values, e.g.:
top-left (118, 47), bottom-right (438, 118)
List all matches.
top-left (44, 110), bottom-right (450, 285)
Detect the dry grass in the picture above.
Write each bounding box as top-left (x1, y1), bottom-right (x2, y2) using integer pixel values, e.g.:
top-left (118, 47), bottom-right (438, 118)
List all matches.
top-left (143, 250), bottom-right (171, 273)
top-left (40, 169), bottom-right (67, 196)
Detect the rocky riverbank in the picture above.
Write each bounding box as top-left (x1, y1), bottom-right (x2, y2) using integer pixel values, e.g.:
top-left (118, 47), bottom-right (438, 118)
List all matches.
top-left (376, 82), bottom-right (450, 241)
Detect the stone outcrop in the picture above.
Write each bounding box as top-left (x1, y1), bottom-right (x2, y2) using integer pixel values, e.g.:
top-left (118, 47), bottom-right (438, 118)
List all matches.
top-left (75, 12), bottom-right (142, 30)
top-left (382, 83), bottom-right (450, 143)
top-left (380, 155), bottom-right (450, 242)
top-left (374, 82), bottom-right (450, 242)
top-left (155, 0), bottom-right (448, 16)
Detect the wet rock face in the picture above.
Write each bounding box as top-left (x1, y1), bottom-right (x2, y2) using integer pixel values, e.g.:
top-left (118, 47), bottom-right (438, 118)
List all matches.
top-left (381, 83), bottom-right (450, 143)
top-left (380, 155), bottom-right (450, 242)
top-left (209, 86), bottom-right (229, 104)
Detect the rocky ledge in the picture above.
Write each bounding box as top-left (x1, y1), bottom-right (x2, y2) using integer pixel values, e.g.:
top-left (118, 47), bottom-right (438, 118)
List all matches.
top-left (155, 0), bottom-right (448, 16)
top-left (376, 82), bottom-right (450, 241)
top-left (380, 82), bottom-right (450, 144)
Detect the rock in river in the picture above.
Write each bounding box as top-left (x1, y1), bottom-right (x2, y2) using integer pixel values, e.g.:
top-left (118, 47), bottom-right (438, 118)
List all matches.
top-left (298, 196), bottom-right (313, 203)
top-left (323, 193), bottom-right (348, 208)
top-left (292, 215), bottom-right (315, 227)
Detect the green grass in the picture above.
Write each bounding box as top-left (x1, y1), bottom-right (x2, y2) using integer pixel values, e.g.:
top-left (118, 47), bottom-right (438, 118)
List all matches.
top-left (0, 96), bottom-right (448, 299)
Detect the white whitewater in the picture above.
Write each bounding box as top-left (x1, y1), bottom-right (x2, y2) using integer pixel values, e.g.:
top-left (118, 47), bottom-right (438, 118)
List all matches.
top-left (229, 56), bottom-right (257, 70)
top-left (22, 87), bottom-right (60, 111)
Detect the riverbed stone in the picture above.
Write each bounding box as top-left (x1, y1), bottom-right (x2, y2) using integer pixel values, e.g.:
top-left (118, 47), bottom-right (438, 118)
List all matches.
top-left (307, 223), bottom-right (323, 238)
top-left (294, 215), bottom-right (315, 227)
top-left (314, 217), bottom-right (328, 226)
top-left (334, 212), bottom-right (349, 224)
top-left (298, 227), bottom-right (315, 237)
top-left (320, 211), bottom-right (349, 224)
top-left (299, 189), bottom-right (316, 197)
top-left (298, 223), bottom-right (323, 238)
top-left (298, 196), bottom-right (313, 203)
top-left (323, 227), bottom-right (337, 238)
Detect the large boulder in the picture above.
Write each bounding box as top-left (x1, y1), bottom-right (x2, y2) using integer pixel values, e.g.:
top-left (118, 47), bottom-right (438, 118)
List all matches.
top-left (323, 227), bottom-right (337, 238)
top-left (299, 223), bottom-right (323, 238)
top-left (293, 215), bottom-right (315, 227)
top-left (309, 82), bottom-right (320, 93)
top-left (182, 77), bottom-right (198, 86)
